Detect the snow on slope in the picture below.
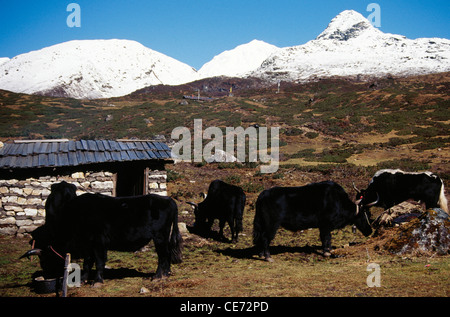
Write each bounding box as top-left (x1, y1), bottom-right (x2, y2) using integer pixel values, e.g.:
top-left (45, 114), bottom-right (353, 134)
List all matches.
top-left (198, 40), bottom-right (280, 79)
top-left (0, 58), bottom-right (9, 66)
top-left (0, 39), bottom-right (198, 99)
top-left (251, 10), bottom-right (450, 82)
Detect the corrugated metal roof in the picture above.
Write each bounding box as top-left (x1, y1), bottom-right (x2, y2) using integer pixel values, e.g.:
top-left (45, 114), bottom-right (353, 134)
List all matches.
top-left (0, 140), bottom-right (172, 169)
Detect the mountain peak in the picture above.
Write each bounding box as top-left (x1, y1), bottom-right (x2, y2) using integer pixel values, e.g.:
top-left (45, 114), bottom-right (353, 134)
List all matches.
top-left (198, 39), bottom-right (279, 79)
top-left (0, 39), bottom-right (198, 99)
top-left (316, 10), bottom-right (377, 41)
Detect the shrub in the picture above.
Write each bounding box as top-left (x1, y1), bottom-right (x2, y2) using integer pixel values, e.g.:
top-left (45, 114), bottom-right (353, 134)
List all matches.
top-left (305, 132), bottom-right (319, 139)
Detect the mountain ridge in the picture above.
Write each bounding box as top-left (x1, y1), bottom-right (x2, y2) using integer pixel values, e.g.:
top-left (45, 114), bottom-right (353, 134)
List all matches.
top-left (197, 39), bottom-right (280, 79)
top-left (0, 10), bottom-right (449, 99)
top-left (251, 10), bottom-right (450, 83)
top-left (0, 39), bottom-right (198, 99)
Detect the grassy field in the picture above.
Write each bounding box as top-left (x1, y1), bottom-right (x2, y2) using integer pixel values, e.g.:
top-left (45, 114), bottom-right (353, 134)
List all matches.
top-left (1, 219), bottom-right (449, 297)
top-left (0, 72), bottom-right (449, 298)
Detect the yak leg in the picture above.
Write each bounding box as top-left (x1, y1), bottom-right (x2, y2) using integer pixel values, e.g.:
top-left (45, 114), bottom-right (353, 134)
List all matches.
top-left (229, 221), bottom-right (237, 243)
top-left (228, 217), bottom-right (240, 243)
top-left (256, 228), bottom-right (278, 262)
top-left (218, 219), bottom-right (228, 241)
top-left (93, 252), bottom-right (107, 285)
top-left (153, 235), bottom-right (171, 279)
top-left (319, 229), bottom-right (332, 257)
top-left (92, 238), bottom-right (108, 285)
top-left (255, 231), bottom-right (274, 262)
top-left (261, 238), bottom-right (273, 262)
top-left (82, 255), bottom-right (94, 284)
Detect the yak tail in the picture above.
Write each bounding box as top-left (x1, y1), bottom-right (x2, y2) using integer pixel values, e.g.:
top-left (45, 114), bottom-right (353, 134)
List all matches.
top-left (169, 206), bottom-right (183, 264)
top-left (438, 181), bottom-right (449, 214)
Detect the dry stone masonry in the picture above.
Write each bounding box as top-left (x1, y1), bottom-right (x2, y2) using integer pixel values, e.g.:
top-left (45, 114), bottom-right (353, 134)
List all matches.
top-left (0, 170), bottom-right (167, 236)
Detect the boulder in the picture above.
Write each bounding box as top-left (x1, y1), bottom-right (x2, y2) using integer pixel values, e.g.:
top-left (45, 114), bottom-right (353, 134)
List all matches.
top-left (205, 149), bottom-right (238, 163)
top-left (384, 208), bottom-right (450, 256)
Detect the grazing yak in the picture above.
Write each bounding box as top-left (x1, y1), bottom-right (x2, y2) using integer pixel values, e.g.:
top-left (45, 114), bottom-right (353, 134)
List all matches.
top-left (253, 181), bottom-right (377, 261)
top-left (188, 180), bottom-right (246, 242)
top-left (354, 169), bottom-right (448, 214)
top-left (21, 181), bottom-right (183, 285)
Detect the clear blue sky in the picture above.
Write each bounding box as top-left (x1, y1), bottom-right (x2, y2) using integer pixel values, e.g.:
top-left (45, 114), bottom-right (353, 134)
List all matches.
top-left (1, 0), bottom-right (449, 70)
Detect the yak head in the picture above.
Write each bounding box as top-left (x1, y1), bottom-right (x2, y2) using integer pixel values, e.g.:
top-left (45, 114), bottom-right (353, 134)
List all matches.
top-left (352, 182), bottom-right (379, 236)
top-left (20, 225), bottom-right (67, 278)
top-left (353, 182), bottom-right (380, 213)
top-left (20, 181), bottom-right (77, 278)
top-left (187, 193), bottom-right (210, 233)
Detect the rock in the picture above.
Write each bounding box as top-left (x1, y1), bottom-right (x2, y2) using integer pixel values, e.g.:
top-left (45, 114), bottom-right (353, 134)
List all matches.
top-left (18, 225), bottom-right (38, 233)
top-left (4, 205), bottom-right (23, 212)
top-left (16, 219), bottom-right (33, 227)
top-left (385, 208), bottom-right (450, 256)
top-left (80, 181), bottom-right (91, 189)
top-left (139, 287), bottom-right (150, 294)
top-left (17, 197), bottom-right (27, 205)
top-left (24, 208), bottom-right (38, 216)
top-left (0, 226), bottom-right (17, 235)
top-left (23, 187), bottom-right (33, 195)
top-left (0, 217), bottom-right (16, 225)
top-left (149, 183), bottom-right (159, 189)
top-left (26, 198), bottom-right (43, 206)
top-left (10, 187), bottom-right (23, 195)
top-left (91, 181), bottom-right (114, 190)
top-left (178, 222), bottom-right (188, 235)
top-left (71, 172), bottom-right (85, 179)
top-left (205, 149), bottom-right (238, 163)
top-left (6, 179), bottom-right (18, 185)
top-left (40, 182), bottom-right (53, 189)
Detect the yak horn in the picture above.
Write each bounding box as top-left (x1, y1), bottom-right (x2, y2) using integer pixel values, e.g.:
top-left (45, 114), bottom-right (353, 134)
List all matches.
top-left (364, 193), bottom-right (379, 207)
top-left (352, 182), bottom-right (359, 192)
top-left (186, 202), bottom-right (198, 208)
top-left (19, 248), bottom-right (42, 259)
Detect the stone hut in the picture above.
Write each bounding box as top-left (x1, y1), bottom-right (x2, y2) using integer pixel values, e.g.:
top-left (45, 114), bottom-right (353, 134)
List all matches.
top-left (0, 139), bottom-right (173, 236)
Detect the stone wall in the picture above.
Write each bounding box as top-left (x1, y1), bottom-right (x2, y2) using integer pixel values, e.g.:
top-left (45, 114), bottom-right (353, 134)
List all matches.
top-left (148, 170), bottom-right (167, 196)
top-left (0, 169), bottom-right (167, 236)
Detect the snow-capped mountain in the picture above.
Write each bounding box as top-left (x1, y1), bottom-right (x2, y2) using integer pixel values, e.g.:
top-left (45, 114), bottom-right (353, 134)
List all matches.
top-left (198, 40), bottom-right (280, 79)
top-left (0, 39), bottom-right (198, 99)
top-left (0, 10), bottom-right (449, 99)
top-left (251, 10), bottom-right (450, 82)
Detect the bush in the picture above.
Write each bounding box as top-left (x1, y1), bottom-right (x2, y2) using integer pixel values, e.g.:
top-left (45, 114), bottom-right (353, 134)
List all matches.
top-left (305, 132), bottom-right (319, 139)
top-left (241, 182), bottom-right (264, 193)
top-left (167, 169), bottom-right (183, 182)
top-left (224, 174), bottom-right (241, 185)
top-left (376, 159), bottom-right (430, 172)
